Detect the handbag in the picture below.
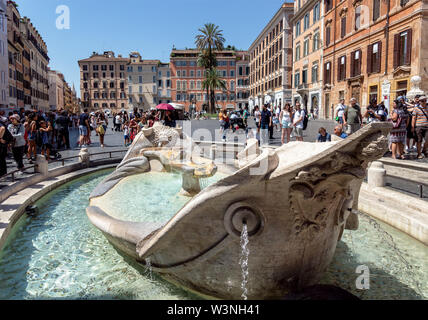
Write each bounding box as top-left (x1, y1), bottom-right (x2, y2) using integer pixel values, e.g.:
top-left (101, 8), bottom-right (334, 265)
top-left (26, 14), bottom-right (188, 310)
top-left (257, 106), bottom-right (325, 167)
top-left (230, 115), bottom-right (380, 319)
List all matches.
top-left (97, 125), bottom-right (105, 135)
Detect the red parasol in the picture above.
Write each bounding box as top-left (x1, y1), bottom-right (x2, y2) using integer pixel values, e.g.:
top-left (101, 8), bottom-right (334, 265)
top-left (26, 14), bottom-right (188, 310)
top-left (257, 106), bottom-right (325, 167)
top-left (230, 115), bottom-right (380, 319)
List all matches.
top-left (156, 103), bottom-right (175, 111)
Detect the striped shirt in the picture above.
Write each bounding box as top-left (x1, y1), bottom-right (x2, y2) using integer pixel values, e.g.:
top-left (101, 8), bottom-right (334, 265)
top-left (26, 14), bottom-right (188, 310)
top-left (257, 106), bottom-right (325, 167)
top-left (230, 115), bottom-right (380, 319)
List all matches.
top-left (413, 104), bottom-right (428, 127)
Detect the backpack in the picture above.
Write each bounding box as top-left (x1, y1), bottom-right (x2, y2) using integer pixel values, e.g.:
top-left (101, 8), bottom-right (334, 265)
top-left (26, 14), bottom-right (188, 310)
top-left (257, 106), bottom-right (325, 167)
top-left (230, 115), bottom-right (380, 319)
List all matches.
top-left (303, 111), bottom-right (309, 131)
top-left (1, 125), bottom-right (13, 145)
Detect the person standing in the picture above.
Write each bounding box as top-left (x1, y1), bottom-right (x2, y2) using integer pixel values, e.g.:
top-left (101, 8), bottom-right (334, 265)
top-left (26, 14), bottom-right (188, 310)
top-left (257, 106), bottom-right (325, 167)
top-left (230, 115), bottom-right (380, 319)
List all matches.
top-left (254, 106), bottom-right (261, 134)
top-left (260, 104), bottom-right (272, 145)
top-left (412, 96), bottom-right (428, 159)
top-left (8, 115), bottom-right (26, 172)
top-left (39, 120), bottom-right (53, 161)
top-left (0, 118), bottom-right (11, 176)
top-left (390, 100), bottom-right (409, 160)
top-left (344, 98), bottom-right (363, 135)
top-left (280, 104), bottom-right (293, 145)
top-left (292, 102), bottom-right (305, 142)
top-left (97, 113), bottom-right (108, 148)
top-left (335, 99), bottom-right (347, 125)
top-left (79, 109), bottom-right (90, 148)
top-left (56, 111), bottom-right (70, 150)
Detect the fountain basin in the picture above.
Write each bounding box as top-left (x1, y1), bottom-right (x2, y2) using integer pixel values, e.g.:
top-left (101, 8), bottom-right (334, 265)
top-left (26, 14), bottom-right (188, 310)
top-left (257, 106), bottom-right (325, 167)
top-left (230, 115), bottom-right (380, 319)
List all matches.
top-left (87, 122), bottom-right (393, 299)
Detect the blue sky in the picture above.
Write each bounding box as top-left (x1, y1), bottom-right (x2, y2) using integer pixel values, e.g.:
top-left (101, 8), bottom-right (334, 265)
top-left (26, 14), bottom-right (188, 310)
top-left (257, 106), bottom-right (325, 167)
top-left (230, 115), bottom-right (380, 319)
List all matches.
top-left (17, 0), bottom-right (290, 97)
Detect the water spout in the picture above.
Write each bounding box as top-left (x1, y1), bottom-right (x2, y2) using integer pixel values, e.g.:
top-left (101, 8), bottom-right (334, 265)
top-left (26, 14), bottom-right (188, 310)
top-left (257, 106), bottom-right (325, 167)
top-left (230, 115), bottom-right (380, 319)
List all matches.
top-left (239, 223), bottom-right (250, 300)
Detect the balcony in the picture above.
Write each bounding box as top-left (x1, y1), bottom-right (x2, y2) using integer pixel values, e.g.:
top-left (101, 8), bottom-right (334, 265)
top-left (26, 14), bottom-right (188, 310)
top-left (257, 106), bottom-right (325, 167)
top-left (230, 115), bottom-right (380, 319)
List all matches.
top-left (297, 83), bottom-right (309, 94)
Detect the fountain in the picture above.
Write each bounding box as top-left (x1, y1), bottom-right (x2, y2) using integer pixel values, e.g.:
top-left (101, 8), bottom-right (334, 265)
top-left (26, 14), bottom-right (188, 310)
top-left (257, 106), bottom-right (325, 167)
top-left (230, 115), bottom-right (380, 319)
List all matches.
top-left (86, 121), bottom-right (394, 299)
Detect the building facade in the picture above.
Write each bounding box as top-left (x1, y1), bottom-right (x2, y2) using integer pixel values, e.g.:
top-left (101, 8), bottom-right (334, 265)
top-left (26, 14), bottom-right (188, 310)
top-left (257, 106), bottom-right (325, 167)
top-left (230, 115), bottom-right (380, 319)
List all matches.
top-left (127, 52), bottom-right (160, 111)
top-left (291, 0), bottom-right (325, 116)
top-left (78, 51), bottom-right (129, 112)
top-left (0, 0), bottom-right (8, 110)
top-left (236, 51), bottom-right (250, 110)
top-left (7, 0), bottom-right (24, 109)
top-left (22, 17), bottom-right (49, 111)
top-left (248, 2), bottom-right (294, 111)
top-left (48, 69), bottom-right (64, 111)
top-left (157, 62), bottom-right (172, 104)
top-left (323, 0), bottom-right (428, 118)
top-left (170, 49), bottom-right (244, 112)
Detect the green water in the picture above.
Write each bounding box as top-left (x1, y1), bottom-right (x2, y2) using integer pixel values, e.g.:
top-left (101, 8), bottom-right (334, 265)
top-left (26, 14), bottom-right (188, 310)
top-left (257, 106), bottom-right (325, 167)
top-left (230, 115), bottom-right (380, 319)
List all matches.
top-left (0, 169), bottom-right (426, 300)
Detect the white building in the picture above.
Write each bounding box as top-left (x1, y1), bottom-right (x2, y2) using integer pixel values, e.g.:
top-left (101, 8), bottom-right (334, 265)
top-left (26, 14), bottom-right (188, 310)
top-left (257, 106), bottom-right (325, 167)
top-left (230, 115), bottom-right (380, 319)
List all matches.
top-left (0, 0), bottom-right (8, 111)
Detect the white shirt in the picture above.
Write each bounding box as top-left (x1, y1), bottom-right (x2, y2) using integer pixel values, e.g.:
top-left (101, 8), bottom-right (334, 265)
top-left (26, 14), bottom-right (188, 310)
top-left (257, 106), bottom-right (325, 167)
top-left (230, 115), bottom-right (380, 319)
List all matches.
top-left (336, 104), bottom-right (346, 117)
top-left (255, 111), bottom-right (261, 123)
top-left (294, 110), bottom-right (305, 129)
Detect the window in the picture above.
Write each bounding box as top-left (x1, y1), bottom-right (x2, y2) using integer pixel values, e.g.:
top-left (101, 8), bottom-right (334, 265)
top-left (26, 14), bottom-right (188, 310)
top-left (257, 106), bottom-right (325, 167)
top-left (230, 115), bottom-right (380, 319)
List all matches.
top-left (127, 66), bottom-right (133, 72)
top-left (394, 29), bottom-right (412, 68)
top-left (302, 69), bottom-right (308, 84)
top-left (93, 65), bottom-right (99, 71)
top-left (295, 44), bottom-right (301, 61)
top-left (109, 65), bottom-right (114, 71)
top-left (341, 17), bottom-right (346, 38)
top-left (138, 66), bottom-right (143, 72)
top-left (325, 0), bottom-right (332, 12)
top-left (177, 70), bottom-right (181, 77)
top-left (373, 0), bottom-right (380, 21)
top-left (296, 21), bottom-right (301, 37)
top-left (230, 70), bottom-right (235, 77)
top-left (139, 86), bottom-right (143, 93)
top-left (94, 82), bottom-right (99, 89)
top-left (129, 86), bottom-right (132, 94)
top-left (304, 14), bottom-right (310, 31)
top-left (303, 39), bottom-right (309, 56)
top-left (312, 64), bottom-right (319, 83)
top-left (326, 27), bottom-right (331, 47)
top-left (294, 71), bottom-right (300, 87)
top-left (101, 65), bottom-right (107, 71)
top-left (158, 80), bottom-right (162, 87)
top-left (337, 56), bottom-right (347, 81)
top-left (120, 65), bottom-right (125, 71)
top-left (128, 76), bottom-right (132, 83)
top-left (110, 82), bottom-right (115, 88)
top-left (177, 81), bottom-right (181, 90)
top-left (230, 81), bottom-right (235, 91)
top-left (83, 65), bottom-right (88, 71)
top-left (369, 85), bottom-right (378, 103)
top-left (367, 41), bottom-right (382, 74)
top-left (355, 6), bottom-right (362, 30)
top-left (197, 70), bottom-right (201, 77)
top-left (190, 70), bottom-right (194, 77)
top-left (313, 3), bottom-right (320, 23)
top-left (324, 62), bottom-right (331, 84)
top-left (350, 50), bottom-right (362, 77)
top-left (313, 32), bottom-right (320, 51)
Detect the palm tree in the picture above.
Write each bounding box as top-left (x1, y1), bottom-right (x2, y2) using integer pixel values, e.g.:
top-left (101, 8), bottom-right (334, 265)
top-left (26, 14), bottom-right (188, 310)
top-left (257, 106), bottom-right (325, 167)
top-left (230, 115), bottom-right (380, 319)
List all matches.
top-left (202, 69), bottom-right (227, 114)
top-left (195, 23), bottom-right (226, 113)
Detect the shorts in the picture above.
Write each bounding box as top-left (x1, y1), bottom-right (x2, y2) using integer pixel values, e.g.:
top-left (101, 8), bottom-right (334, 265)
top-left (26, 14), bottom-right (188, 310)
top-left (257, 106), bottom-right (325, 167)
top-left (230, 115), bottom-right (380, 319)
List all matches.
top-left (282, 121), bottom-right (292, 129)
top-left (293, 127), bottom-right (304, 137)
top-left (124, 135), bottom-right (130, 140)
top-left (260, 123), bottom-right (269, 130)
top-left (79, 125), bottom-right (88, 136)
top-left (415, 127), bottom-right (428, 143)
top-left (28, 132), bottom-right (37, 141)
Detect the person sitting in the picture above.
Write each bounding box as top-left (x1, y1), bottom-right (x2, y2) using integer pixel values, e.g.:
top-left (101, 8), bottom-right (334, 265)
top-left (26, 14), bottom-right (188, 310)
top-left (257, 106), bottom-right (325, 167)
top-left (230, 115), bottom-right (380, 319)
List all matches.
top-left (332, 125), bottom-right (348, 141)
top-left (316, 127), bottom-right (332, 143)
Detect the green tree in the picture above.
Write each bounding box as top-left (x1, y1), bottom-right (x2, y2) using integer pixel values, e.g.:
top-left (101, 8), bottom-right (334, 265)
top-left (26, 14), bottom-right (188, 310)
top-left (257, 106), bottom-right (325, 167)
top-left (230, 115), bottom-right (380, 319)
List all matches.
top-left (202, 69), bottom-right (227, 114)
top-left (195, 23), bottom-right (226, 113)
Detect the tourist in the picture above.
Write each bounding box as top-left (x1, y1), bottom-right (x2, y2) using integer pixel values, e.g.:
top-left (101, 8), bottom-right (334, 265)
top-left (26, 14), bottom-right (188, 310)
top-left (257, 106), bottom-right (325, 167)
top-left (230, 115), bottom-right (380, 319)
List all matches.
top-left (129, 119), bottom-right (138, 143)
top-left (0, 117), bottom-right (11, 176)
top-left (123, 121), bottom-right (130, 146)
top-left (56, 110), bottom-right (70, 150)
top-left (280, 103), bottom-right (293, 145)
top-left (8, 115), bottom-right (26, 173)
top-left (389, 99), bottom-right (409, 160)
top-left (344, 98), bottom-right (362, 135)
top-left (333, 125), bottom-right (348, 140)
top-left (316, 127), bottom-right (331, 143)
top-left (412, 95), bottom-right (428, 159)
top-left (115, 113), bottom-right (122, 132)
top-left (79, 109), bottom-right (90, 148)
top-left (335, 99), bottom-right (347, 125)
top-left (405, 96), bottom-right (419, 153)
top-left (39, 120), bottom-right (52, 161)
top-left (254, 106), bottom-right (261, 134)
top-left (243, 106), bottom-right (250, 129)
top-left (27, 113), bottom-right (38, 163)
top-left (364, 99), bottom-right (384, 123)
top-left (274, 104), bottom-right (281, 132)
top-left (268, 104), bottom-right (274, 139)
top-left (97, 113), bottom-right (108, 148)
top-left (292, 102), bottom-right (305, 142)
top-left (164, 110), bottom-right (176, 128)
top-left (260, 104), bottom-right (272, 144)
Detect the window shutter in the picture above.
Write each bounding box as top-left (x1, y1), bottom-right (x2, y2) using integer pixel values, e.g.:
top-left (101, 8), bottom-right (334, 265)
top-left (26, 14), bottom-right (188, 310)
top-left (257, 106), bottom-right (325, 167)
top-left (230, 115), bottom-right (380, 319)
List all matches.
top-left (326, 27), bottom-right (331, 46)
top-left (377, 42), bottom-right (382, 73)
top-left (367, 44), bottom-right (373, 74)
top-left (406, 29), bottom-right (412, 65)
top-left (393, 33), bottom-right (400, 69)
top-left (351, 52), bottom-right (355, 77)
top-left (358, 50), bottom-right (362, 75)
top-left (344, 55), bottom-right (347, 80)
top-left (337, 57), bottom-right (341, 81)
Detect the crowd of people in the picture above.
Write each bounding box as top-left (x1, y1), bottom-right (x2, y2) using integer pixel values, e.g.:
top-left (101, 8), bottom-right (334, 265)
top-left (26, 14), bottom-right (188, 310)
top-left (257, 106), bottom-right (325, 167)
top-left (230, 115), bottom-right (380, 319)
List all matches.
top-left (0, 106), bottom-right (180, 177)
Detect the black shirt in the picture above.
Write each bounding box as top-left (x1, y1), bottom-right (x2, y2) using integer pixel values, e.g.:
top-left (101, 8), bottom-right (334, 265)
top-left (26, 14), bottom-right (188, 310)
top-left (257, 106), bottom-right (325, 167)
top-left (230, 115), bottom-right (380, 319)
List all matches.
top-left (79, 113), bottom-right (89, 127)
top-left (261, 110), bottom-right (271, 125)
top-left (56, 115), bottom-right (70, 130)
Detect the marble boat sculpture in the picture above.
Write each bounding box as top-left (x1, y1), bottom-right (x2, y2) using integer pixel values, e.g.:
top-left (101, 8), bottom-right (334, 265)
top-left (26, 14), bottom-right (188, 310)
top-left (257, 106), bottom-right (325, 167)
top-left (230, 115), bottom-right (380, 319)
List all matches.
top-left (87, 122), bottom-right (392, 299)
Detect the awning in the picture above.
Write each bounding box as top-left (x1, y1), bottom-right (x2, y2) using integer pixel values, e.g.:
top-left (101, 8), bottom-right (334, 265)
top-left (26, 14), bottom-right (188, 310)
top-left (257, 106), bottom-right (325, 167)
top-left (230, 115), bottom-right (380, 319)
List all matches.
top-left (169, 103), bottom-right (185, 110)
